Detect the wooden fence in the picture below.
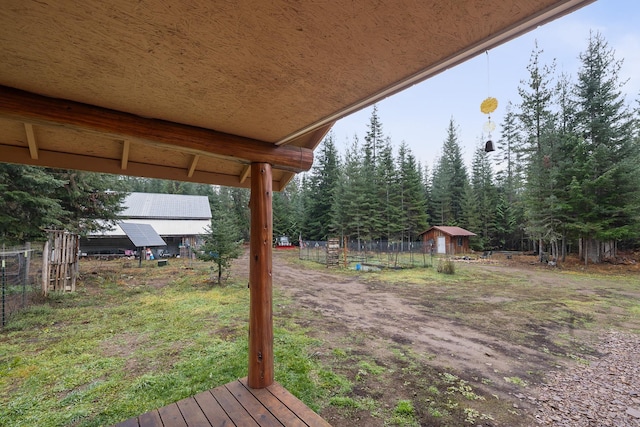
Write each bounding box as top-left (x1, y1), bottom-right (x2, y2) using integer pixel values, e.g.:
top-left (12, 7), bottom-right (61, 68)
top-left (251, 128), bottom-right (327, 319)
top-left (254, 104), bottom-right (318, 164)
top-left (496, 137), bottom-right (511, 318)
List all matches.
top-left (42, 231), bottom-right (79, 295)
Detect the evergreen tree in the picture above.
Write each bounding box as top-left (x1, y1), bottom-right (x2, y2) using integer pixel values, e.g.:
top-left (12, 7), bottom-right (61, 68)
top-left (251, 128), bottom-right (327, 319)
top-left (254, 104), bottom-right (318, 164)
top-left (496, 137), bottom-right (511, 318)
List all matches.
top-left (571, 31), bottom-right (640, 262)
top-left (0, 166), bottom-right (128, 243)
top-left (430, 119), bottom-right (468, 225)
top-left (273, 177), bottom-right (304, 242)
top-left (364, 105), bottom-right (386, 167)
top-left (302, 133), bottom-right (341, 240)
top-left (460, 180), bottom-right (482, 250)
top-left (469, 144), bottom-right (498, 249)
top-left (517, 43), bottom-right (561, 260)
top-left (0, 165), bottom-right (66, 244)
top-left (340, 137), bottom-right (369, 247)
top-left (51, 170), bottom-right (127, 235)
top-left (214, 187), bottom-right (250, 241)
top-left (495, 103), bottom-right (525, 250)
top-left (397, 143), bottom-right (429, 245)
top-left (361, 108), bottom-right (386, 240)
top-left (377, 140), bottom-right (402, 242)
top-left (552, 72), bottom-right (582, 260)
top-left (198, 203), bottom-right (243, 284)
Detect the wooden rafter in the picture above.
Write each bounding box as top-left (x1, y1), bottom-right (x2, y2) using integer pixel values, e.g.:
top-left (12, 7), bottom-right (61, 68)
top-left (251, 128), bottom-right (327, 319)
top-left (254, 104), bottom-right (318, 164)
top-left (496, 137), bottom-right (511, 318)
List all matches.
top-left (0, 144), bottom-right (288, 190)
top-left (239, 165), bottom-right (251, 184)
top-left (187, 154), bottom-right (199, 178)
top-left (121, 140), bottom-right (130, 170)
top-left (0, 86), bottom-right (314, 173)
top-left (24, 123), bottom-right (38, 160)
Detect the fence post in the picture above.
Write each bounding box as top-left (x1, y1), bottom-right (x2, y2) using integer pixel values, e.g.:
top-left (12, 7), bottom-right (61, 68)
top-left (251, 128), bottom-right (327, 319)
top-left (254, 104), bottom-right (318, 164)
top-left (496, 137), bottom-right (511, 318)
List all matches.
top-left (23, 243), bottom-right (31, 307)
top-left (2, 258), bottom-right (6, 327)
top-left (42, 239), bottom-right (49, 296)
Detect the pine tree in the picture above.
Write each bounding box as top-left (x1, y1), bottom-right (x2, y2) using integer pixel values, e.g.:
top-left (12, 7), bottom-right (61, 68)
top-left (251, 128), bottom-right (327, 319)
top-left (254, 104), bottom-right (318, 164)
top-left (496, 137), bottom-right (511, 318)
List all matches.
top-left (273, 177), bottom-right (304, 242)
top-left (377, 140), bottom-right (401, 242)
top-left (199, 203), bottom-right (243, 284)
top-left (517, 43), bottom-right (561, 260)
top-left (469, 144), bottom-right (498, 249)
top-left (572, 31), bottom-right (640, 262)
top-left (430, 119), bottom-right (469, 225)
top-left (361, 108), bottom-right (386, 241)
top-left (340, 137), bottom-right (369, 247)
top-left (302, 133), bottom-right (341, 240)
top-left (0, 165), bottom-right (66, 244)
top-left (495, 103), bottom-right (525, 250)
top-left (397, 143), bottom-right (429, 246)
top-left (51, 170), bottom-right (127, 235)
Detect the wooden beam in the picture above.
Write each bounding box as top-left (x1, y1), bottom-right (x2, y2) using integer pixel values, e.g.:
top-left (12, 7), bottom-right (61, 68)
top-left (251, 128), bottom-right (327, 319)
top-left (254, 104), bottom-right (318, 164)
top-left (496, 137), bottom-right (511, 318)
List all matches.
top-left (0, 86), bottom-right (314, 173)
top-left (0, 143), bottom-right (257, 189)
top-left (248, 162), bottom-right (274, 389)
top-left (187, 154), bottom-right (199, 178)
top-left (239, 165), bottom-right (251, 184)
top-left (24, 123), bottom-right (38, 159)
top-left (121, 140), bottom-right (130, 170)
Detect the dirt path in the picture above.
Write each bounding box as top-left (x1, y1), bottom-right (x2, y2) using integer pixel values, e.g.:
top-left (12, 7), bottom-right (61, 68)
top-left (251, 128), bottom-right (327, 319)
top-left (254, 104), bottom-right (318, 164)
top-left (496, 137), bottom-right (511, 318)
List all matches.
top-left (233, 252), bottom-right (566, 390)
top-left (231, 250), bottom-right (640, 425)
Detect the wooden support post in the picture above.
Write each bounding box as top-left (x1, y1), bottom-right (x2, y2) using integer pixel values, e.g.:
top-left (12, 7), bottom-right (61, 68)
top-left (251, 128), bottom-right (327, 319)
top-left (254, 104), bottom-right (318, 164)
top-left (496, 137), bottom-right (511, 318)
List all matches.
top-left (248, 162), bottom-right (274, 388)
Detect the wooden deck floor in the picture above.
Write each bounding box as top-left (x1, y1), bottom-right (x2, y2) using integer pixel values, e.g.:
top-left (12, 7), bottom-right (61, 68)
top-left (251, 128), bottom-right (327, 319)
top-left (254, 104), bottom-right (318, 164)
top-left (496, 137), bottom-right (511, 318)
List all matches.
top-left (114, 377), bottom-right (332, 427)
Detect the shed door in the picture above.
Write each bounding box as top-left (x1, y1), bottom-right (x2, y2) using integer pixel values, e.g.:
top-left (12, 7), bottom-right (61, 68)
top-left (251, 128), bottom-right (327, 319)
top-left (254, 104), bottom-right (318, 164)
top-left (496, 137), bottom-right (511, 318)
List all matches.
top-left (437, 236), bottom-right (446, 254)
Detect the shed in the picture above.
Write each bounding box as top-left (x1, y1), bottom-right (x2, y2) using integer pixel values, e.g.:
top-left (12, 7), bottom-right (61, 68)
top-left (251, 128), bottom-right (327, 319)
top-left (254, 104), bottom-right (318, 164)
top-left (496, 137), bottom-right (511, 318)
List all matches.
top-left (420, 226), bottom-right (477, 256)
top-left (0, 1), bottom-right (595, 425)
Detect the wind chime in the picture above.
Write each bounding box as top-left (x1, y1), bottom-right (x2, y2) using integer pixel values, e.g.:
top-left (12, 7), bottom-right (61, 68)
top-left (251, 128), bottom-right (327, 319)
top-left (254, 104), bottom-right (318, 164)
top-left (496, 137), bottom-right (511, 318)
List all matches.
top-left (481, 51), bottom-right (498, 152)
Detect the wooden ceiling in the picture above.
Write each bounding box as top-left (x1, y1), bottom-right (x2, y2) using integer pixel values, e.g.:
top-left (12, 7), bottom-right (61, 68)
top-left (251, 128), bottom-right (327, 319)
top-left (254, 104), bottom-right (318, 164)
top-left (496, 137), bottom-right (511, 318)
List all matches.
top-left (0, 0), bottom-right (594, 190)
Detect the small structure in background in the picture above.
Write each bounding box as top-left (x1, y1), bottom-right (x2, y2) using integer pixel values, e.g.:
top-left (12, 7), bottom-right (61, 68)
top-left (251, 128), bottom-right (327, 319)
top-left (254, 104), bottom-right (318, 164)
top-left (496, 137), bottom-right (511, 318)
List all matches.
top-left (42, 230), bottom-right (79, 295)
top-left (418, 226), bottom-right (476, 256)
top-left (82, 192), bottom-right (211, 258)
top-left (326, 238), bottom-right (340, 268)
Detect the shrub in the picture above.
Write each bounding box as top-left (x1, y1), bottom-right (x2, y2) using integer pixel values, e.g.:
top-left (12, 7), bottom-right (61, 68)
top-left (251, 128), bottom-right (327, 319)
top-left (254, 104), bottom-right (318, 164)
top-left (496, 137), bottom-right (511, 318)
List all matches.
top-left (437, 259), bottom-right (455, 275)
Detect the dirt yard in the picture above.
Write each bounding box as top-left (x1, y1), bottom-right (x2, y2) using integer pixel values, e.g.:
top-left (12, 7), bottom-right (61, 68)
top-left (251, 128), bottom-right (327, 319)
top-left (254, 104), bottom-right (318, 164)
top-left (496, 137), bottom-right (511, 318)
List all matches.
top-left (232, 250), bottom-right (640, 426)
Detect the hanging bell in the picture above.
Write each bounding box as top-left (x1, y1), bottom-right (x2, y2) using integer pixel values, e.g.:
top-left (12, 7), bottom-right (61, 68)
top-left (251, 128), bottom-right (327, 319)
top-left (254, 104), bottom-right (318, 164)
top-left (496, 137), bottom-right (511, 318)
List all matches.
top-left (484, 140), bottom-right (495, 153)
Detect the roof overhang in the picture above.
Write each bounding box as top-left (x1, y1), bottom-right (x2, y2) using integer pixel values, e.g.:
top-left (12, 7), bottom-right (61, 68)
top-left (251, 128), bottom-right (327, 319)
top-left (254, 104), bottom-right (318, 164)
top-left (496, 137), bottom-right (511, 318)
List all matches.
top-left (0, 0), bottom-right (594, 189)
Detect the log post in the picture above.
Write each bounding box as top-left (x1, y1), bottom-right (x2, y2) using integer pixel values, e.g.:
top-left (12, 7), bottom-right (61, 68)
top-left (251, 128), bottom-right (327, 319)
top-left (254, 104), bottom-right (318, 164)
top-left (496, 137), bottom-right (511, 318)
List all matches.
top-left (248, 162), bottom-right (274, 388)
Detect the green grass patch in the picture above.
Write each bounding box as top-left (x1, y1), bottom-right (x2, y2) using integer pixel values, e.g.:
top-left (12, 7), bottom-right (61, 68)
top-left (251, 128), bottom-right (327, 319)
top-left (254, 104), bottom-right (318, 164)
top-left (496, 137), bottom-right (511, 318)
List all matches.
top-left (0, 259), bottom-right (345, 427)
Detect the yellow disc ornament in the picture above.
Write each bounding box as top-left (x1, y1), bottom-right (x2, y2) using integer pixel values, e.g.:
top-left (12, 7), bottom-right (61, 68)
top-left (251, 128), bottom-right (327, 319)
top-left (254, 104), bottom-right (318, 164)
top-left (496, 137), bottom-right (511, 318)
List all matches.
top-left (480, 97), bottom-right (498, 114)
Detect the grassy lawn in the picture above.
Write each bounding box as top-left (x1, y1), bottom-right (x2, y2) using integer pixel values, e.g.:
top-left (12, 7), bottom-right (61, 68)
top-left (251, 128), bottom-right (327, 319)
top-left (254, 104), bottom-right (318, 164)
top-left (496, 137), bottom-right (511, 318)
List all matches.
top-left (1, 253), bottom-right (639, 426)
top-left (0, 258), bottom-right (346, 427)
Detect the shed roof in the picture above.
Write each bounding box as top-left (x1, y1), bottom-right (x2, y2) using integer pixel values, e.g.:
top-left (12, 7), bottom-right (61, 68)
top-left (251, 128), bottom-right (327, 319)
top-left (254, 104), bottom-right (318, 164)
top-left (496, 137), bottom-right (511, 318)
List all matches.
top-left (421, 226), bottom-right (478, 237)
top-left (0, 0), bottom-right (594, 189)
top-left (123, 193), bottom-right (212, 220)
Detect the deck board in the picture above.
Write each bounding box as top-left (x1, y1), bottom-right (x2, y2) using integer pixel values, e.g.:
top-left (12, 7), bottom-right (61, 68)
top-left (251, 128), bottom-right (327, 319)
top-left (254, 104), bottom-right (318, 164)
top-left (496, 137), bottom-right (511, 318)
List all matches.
top-left (158, 402), bottom-right (188, 427)
top-left (138, 410), bottom-right (163, 427)
top-left (177, 396), bottom-right (212, 427)
top-left (113, 378), bottom-right (331, 427)
top-left (193, 390), bottom-right (235, 427)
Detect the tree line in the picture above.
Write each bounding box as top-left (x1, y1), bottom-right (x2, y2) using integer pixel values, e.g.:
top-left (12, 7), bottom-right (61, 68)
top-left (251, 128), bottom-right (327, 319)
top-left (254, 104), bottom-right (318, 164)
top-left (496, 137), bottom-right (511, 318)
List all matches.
top-left (278, 32), bottom-right (640, 263)
top-left (1, 32), bottom-right (638, 263)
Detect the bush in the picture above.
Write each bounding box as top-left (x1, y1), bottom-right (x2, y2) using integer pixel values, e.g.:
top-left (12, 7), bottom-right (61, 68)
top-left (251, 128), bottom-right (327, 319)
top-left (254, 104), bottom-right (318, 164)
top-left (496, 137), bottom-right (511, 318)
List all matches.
top-left (437, 259), bottom-right (455, 275)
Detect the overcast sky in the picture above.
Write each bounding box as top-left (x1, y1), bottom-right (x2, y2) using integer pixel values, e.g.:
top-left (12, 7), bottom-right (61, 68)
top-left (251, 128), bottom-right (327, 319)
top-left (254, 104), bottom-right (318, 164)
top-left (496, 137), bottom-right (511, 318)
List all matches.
top-left (328, 0), bottom-right (640, 171)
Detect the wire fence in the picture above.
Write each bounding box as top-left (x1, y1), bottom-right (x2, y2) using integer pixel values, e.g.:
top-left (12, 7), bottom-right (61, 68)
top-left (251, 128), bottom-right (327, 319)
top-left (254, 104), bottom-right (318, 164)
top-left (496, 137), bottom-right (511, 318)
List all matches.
top-left (1, 244), bottom-right (44, 328)
top-left (299, 240), bottom-right (439, 269)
